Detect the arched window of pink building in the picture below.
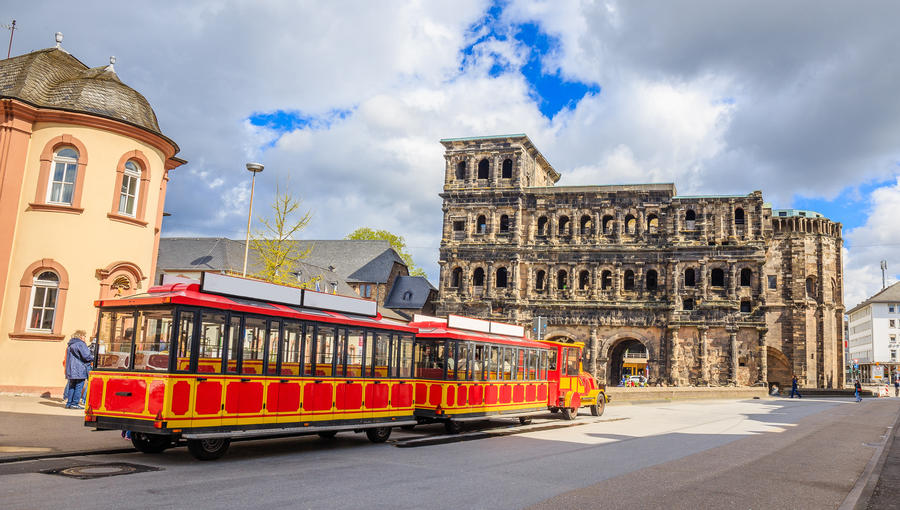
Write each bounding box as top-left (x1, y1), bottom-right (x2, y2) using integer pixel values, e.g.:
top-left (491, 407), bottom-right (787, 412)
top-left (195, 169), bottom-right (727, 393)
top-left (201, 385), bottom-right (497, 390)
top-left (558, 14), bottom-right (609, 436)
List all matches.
top-left (28, 271), bottom-right (60, 331)
top-left (47, 148), bottom-right (79, 205)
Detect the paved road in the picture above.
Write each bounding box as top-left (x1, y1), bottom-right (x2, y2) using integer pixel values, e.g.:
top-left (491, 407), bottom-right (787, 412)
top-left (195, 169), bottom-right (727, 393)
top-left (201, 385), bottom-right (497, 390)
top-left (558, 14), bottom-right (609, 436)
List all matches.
top-left (1, 397), bottom-right (897, 510)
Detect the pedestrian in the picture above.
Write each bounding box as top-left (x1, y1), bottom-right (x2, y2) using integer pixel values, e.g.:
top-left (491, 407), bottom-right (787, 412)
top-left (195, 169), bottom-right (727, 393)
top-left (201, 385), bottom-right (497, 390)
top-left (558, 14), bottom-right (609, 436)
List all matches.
top-left (789, 374), bottom-right (802, 399)
top-left (64, 330), bottom-right (94, 409)
top-left (855, 379), bottom-right (862, 403)
top-left (894, 375), bottom-right (899, 398)
top-left (61, 349), bottom-right (71, 402)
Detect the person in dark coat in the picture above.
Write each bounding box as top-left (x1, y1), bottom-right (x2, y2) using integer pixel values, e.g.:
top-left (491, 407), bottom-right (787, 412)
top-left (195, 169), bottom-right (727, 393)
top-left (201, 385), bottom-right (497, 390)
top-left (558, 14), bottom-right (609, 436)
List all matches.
top-left (855, 379), bottom-right (863, 403)
top-left (65, 330), bottom-right (93, 409)
top-left (789, 374), bottom-right (802, 398)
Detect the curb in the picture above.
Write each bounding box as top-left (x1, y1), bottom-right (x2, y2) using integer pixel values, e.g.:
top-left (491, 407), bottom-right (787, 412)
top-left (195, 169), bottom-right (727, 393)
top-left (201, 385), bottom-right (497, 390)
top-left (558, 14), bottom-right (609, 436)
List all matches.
top-left (839, 404), bottom-right (900, 510)
top-left (0, 447), bottom-right (135, 465)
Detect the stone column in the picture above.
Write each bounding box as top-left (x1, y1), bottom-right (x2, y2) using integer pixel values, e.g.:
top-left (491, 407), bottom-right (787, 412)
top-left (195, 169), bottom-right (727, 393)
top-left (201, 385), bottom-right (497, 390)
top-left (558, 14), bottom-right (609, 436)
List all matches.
top-left (590, 327), bottom-right (599, 377)
top-left (700, 261), bottom-right (708, 299)
top-left (699, 326), bottom-right (709, 385)
top-left (729, 329), bottom-right (738, 385)
top-left (668, 326), bottom-right (680, 386)
top-left (758, 327), bottom-right (768, 385)
top-left (729, 264), bottom-right (737, 298)
top-left (486, 262), bottom-right (494, 297)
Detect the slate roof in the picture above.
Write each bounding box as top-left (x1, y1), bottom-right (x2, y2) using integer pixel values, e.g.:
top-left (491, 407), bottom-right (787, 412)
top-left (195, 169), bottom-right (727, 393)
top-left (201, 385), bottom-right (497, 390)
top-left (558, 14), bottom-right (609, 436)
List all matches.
top-left (383, 276), bottom-right (437, 309)
top-left (847, 282), bottom-right (900, 314)
top-left (292, 240), bottom-right (405, 283)
top-left (0, 47), bottom-right (162, 135)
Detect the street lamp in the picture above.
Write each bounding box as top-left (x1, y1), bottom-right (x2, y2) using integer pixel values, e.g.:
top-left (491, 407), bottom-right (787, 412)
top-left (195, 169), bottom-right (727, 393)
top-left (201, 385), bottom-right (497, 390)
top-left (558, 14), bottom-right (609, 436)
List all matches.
top-left (242, 162), bottom-right (264, 277)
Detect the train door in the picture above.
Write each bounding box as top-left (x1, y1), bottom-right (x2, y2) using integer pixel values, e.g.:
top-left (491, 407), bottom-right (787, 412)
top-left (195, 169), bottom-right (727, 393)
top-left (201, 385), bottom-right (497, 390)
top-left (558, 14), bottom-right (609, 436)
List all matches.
top-left (273, 321), bottom-right (303, 425)
top-left (335, 328), bottom-right (364, 423)
top-left (192, 310), bottom-right (227, 430)
top-left (226, 316), bottom-right (267, 425)
top-left (392, 335), bottom-right (415, 414)
top-left (365, 332), bottom-right (392, 422)
top-left (303, 324), bottom-right (336, 425)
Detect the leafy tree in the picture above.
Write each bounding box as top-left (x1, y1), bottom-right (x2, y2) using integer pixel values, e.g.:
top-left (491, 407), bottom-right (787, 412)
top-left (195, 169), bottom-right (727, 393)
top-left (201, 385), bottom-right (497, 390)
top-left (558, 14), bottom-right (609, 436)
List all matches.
top-left (251, 185), bottom-right (316, 286)
top-left (345, 227), bottom-right (426, 277)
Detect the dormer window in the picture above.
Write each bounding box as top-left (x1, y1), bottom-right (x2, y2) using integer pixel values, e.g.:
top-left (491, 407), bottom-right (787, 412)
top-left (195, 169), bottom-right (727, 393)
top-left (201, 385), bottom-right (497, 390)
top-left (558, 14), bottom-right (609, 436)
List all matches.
top-left (47, 147), bottom-right (79, 205)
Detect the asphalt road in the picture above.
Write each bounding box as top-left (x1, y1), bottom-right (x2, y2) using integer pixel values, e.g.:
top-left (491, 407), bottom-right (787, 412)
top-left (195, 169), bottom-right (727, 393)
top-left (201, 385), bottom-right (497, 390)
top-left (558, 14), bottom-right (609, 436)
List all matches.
top-left (2, 397), bottom-right (898, 510)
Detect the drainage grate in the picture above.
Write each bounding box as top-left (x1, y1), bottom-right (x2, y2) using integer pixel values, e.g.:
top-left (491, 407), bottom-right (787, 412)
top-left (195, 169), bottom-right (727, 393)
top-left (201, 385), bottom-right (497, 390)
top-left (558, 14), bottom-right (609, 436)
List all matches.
top-left (43, 462), bottom-right (161, 479)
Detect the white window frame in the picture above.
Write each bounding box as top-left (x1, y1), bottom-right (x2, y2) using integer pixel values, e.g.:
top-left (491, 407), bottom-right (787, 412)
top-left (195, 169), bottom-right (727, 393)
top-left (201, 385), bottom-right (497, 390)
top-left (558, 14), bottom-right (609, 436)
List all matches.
top-left (118, 160), bottom-right (141, 217)
top-left (46, 148), bottom-right (79, 205)
top-left (26, 271), bottom-right (59, 332)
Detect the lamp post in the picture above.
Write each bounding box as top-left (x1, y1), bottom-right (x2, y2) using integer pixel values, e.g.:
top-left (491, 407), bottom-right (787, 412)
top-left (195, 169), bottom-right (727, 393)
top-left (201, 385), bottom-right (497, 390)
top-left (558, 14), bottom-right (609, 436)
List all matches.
top-left (242, 162), bottom-right (264, 277)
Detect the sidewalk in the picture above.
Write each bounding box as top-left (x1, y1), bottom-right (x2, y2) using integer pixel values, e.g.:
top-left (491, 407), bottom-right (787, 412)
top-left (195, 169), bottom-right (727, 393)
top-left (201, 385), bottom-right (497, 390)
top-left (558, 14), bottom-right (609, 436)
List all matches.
top-left (0, 394), bottom-right (132, 462)
top-left (863, 406), bottom-right (900, 509)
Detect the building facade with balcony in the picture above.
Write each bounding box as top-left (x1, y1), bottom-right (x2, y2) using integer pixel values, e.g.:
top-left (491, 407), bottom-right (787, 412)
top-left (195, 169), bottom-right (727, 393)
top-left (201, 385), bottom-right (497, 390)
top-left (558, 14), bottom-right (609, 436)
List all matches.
top-left (0, 41), bottom-right (184, 394)
top-left (846, 282), bottom-right (900, 383)
top-left (435, 134), bottom-right (844, 389)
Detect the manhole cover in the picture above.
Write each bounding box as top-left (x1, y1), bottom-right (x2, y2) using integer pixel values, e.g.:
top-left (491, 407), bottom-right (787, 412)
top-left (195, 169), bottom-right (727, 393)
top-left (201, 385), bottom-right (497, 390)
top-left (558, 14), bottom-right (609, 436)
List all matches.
top-left (43, 462), bottom-right (161, 479)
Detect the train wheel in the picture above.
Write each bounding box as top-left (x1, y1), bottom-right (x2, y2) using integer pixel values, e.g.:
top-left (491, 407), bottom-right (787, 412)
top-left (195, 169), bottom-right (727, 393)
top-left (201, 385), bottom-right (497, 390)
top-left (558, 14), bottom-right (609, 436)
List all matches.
top-left (187, 438), bottom-right (230, 461)
top-left (131, 432), bottom-right (171, 454)
top-left (591, 397), bottom-right (606, 417)
top-left (561, 407), bottom-right (578, 420)
top-left (366, 427), bottom-right (392, 443)
top-left (518, 417), bottom-right (533, 425)
top-left (549, 407), bottom-right (559, 414)
top-left (444, 421), bottom-right (462, 434)
top-left (400, 424), bottom-right (416, 431)
top-left (318, 431), bottom-right (338, 440)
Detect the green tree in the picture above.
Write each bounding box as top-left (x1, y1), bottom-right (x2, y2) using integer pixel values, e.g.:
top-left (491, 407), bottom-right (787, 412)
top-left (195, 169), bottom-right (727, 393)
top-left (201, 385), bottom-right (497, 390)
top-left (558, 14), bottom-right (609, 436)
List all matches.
top-left (251, 185), bottom-right (316, 286)
top-left (345, 227), bottom-right (426, 277)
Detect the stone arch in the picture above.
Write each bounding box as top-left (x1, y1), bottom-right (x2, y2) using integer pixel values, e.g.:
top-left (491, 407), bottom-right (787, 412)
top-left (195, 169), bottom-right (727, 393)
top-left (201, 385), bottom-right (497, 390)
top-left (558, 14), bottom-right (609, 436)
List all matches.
top-left (97, 260), bottom-right (145, 300)
top-left (766, 346), bottom-right (792, 392)
top-left (604, 331), bottom-right (656, 386)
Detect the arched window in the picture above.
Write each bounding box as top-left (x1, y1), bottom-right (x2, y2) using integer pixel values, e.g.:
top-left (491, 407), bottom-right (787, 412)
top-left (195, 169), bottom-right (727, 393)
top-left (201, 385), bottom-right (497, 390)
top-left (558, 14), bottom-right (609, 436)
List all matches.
top-left (711, 268), bottom-right (725, 287)
top-left (683, 298), bottom-right (694, 311)
top-left (558, 216), bottom-right (570, 235)
top-left (501, 158), bottom-right (513, 179)
top-left (735, 208), bottom-right (745, 225)
top-left (557, 270), bottom-right (568, 290)
top-left (473, 268), bottom-right (485, 287)
top-left (740, 300), bottom-right (752, 312)
top-left (579, 270), bottom-right (590, 290)
top-left (625, 215), bottom-right (636, 234)
top-left (499, 214), bottom-right (510, 232)
top-left (580, 215), bottom-right (592, 235)
top-left (806, 277), bottom-right (816, 297)
top-left (47, 147), bottom-right (79, 205)
top-left (537, 216), bottom-right (548, 236)
top-left (28, 271), bottom-right (59, 331)
top-left (647, 214), bottom-right (659, 234)
top-left (624, 270), bottom-right (635, 290)
top-left (118, 160), bottom-right (142, 217)
top-left (740, 268), bottom-right (752, 287)
top-left (451, 267), bottom-right (462, 288)
top-left (536, 270), bottom-right (546, 291)
top-left (601, 270), bottom-right (612, 290)
top-left (684, 268), bottom-right (696, 287)
top-left (478, 158), bottom-right (489, 179)
top-left (685, 209), bottom-right (696, 221)
top-left (402, 290), bottom-right (414, 301)
top-left (646, 270), bottom-right (658, 291)
top-left (476, 215), bottom-right (487, 234)
top-left (455, 161), bottom-right (466, 180)
top-left (496, 267), bottom-right (508, 288)
top-left (602, 215), bottom-right (614, 234)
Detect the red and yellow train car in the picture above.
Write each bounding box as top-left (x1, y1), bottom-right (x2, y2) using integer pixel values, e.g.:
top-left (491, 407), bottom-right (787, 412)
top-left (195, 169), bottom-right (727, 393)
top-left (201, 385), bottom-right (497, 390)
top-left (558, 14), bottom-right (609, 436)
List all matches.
top-left (84, 273), bottom-right (417, 459)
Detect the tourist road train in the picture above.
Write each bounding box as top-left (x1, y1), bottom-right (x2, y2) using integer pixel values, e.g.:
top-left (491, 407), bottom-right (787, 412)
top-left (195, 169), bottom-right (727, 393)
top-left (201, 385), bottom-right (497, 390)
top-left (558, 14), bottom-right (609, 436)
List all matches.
top-left (82, 273), bottom-right (607, 460)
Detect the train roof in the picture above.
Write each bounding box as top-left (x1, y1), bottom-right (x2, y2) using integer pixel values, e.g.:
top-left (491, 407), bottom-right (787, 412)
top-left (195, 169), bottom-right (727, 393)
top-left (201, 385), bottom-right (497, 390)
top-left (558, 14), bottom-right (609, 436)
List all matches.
top-left (410, 320), bottom-right (549, 348)
top-left (95, 282), bottom-right (416, 333)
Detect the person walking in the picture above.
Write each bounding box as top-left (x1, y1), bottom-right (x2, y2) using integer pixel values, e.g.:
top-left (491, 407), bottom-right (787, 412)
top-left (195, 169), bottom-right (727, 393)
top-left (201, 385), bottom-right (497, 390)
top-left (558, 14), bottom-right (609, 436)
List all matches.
top-left (855, 379), bottom-right (863, 403)
top-left (894, 375), bottom-right (899, 398)
top-left (789, 374), bottom-right (802, 398)
top-left (64, 330), bottom-right (93, 409)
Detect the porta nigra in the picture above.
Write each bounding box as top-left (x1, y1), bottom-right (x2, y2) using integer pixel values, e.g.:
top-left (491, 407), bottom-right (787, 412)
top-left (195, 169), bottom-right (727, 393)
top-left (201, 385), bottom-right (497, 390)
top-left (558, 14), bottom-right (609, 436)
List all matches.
top-left (435, 135), bottom-right (844, 389)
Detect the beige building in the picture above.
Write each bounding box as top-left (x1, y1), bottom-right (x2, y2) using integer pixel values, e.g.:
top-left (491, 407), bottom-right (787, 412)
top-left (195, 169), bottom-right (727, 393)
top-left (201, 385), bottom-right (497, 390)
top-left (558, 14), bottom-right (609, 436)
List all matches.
top-left (436, 134), bottom-right (844, 389)
top-left (0, 39), bottom-right (184, 394)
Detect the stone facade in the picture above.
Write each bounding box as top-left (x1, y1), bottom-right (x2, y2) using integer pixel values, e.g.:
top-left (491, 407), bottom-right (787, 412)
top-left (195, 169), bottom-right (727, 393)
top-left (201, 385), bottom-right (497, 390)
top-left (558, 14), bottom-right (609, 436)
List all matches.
top-left (435, 135), bottom-right (844, 389)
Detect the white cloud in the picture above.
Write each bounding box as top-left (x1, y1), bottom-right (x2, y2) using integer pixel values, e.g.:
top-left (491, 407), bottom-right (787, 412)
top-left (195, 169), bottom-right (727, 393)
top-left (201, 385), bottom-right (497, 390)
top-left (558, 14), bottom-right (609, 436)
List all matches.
top-left (844, 178), bottom-right (900, 307)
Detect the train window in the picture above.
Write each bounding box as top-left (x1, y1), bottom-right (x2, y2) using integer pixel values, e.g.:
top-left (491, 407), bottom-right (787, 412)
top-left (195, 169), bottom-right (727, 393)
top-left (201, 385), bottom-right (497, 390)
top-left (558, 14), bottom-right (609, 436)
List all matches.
top-left (315, 326), bottom-right (335, 376)
top-left (347, 329), bottom-right (364, 377)
top-left (457, 342), bottom-right (470, 380)
top-left (373, 332), bottom-right (390, 377)
top-left (399, 335), bottom-right (414, 378)
top-left (502, 348), bottom-right (514, 380)
top-left (267, 321), bottom-right (280, 375)
top-left (566, 347), bottom-right (579, 376)
top-left (517, 350), bottom-right (525, 380)
top-left (96, 310), bottom-right (136, 370)
top-left (548, 349), bottom-right (558, 371)
top-left (392, 334), bottom-right (402, 378)
top-left (529, 349), bottom-right (538, 380)
top-left (302, 324), bottom-right (316, 376)
top-left (198, 311), bottom-right (226, 374)
top-left (414, 340), bottom-right (444, 380)
top-left (473, 344), bottom-right (485, 380)
top-left (333, 329), bottom-right (347, 378)
top-left (489, 346), bottom-right (499, 380)
top-left (134, 309), bottom-right (176, 372)
top-left (241, 317), bottom-right (266, 374)
top-left (363, 331), bottom-right (375, 375)
top-left (446, 341), bottom-right (457, 380)
top-left (540, 350), bottom-right (548, 379)
top-left (281, 321), bottom-right (302, 376)
top-left (226, 315), bottom-right (242, 374)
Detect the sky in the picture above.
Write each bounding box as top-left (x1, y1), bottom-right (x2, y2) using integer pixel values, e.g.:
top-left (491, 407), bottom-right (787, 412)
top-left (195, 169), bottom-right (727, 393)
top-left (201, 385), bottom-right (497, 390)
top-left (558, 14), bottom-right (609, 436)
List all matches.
top-left (8, 0), bottom-right (900, 308)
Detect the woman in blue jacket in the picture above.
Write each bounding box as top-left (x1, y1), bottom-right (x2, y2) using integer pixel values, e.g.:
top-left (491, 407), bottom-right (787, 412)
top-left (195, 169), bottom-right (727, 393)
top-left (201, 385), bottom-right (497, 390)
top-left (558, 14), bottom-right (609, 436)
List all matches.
top-left (65, 330), bottom-right (94, 409)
